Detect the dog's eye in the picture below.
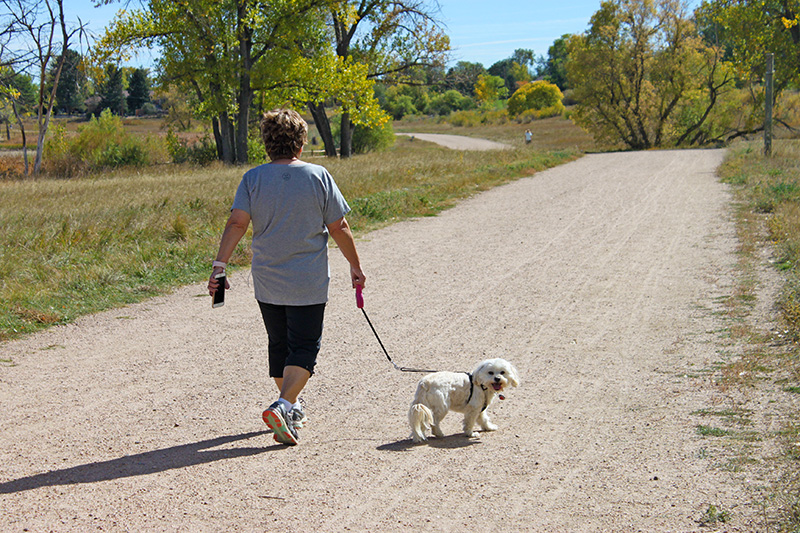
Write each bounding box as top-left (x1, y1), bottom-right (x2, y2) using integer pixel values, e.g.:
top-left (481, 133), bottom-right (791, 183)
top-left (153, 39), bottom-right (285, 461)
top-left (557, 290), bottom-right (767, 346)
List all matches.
top-left (500, 371), bottom-right (505, 375)
top-left (488, 371), bottom-right (494, 375)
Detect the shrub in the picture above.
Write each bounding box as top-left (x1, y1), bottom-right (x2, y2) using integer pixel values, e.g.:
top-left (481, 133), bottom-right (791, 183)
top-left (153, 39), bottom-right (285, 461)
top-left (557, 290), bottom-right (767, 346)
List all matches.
top-left (446, 109), bottom-right (509, 127)
top-left (44, 109), bottom-right (166, 177)
top-left (248, 135), bottom-right (267, 164)
top-left (0, 155), bottom-right (27, 180)
top-left (428, 90), bottom-right (476, 116)
top-left (166, 129), bottom-right (218, 166)
top-left (352, 120), bottom-right (395, 154)
top-left (507, 81), bottom-right (565, 118)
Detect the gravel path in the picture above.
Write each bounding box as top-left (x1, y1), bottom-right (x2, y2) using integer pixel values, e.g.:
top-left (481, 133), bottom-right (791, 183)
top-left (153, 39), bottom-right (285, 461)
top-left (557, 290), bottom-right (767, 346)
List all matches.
top-left (396, 132), bottom-right (511, 150)
top-left (0, 143), bottom-right (782, 531)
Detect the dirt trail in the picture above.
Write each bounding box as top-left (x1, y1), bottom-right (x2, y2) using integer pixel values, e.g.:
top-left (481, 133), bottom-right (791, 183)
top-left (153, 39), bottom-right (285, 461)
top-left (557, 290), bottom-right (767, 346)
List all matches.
top-left (0, 146), bottom-right (782, 531)
top-left (395, 132), bottom-right (511, 150)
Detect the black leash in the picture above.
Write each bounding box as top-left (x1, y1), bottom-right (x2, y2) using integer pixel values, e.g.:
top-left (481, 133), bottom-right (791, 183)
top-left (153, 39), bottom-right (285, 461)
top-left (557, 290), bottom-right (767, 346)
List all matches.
top-left (356, 286), bottom-right (438, 373)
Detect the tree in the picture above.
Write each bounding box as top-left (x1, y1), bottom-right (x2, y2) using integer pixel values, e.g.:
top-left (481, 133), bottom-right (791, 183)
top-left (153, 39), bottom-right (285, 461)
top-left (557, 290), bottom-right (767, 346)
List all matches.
top-left (428, 89), bottom-right (475, 115)
top-left (473, 73), bottom-right (508, 106)
top-left (50, 48), bottom-right (87, 114)
top-left (0, 0), bottom-right (83, 175)
top-left (126, 67), bottom-right (149, 113)
top-left (537, 35), bottom-right (571, 90)
top-left (696, 0), bottom-right (800, 132)
top-left (507, 80), bottom-right (564, 117)
top-left (566, 0), bottom-right (736, 149)
top-left (97, 0), bottom-right (386, 164)
top-left (309, 0), bottom-right (449, 158)
top-left (488, 49), bottom-right (534, 95)
top-left (444, 61), bottom-right (486, 95)
top-left (0, 69), bottom-right (35, 140)
top-left (95, 63), bottom-right (126, 116)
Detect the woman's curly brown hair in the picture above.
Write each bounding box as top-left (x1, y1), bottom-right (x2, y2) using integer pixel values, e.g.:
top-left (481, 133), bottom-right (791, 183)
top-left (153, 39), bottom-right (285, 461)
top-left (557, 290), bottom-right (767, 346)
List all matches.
top-left (260, 109), bottom-right (308, 160)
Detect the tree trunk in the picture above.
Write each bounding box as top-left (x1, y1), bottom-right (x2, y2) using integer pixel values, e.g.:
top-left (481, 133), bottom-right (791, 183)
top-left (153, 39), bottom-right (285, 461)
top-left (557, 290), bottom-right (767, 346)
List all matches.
top-left (212, 117), bottom-right (223, 160)
top-left (308, 102), bottom-right (337, 157)
top-left (236, 5), bottom-right (253, 165)
top-left (219, 113), bottom-right (236, 164)
top-left (339, 111), bottom-right (354, 159)
top-left (236, 82), bottom-right (252, 164)
top-left (11, 99), bottom-right (28, 177)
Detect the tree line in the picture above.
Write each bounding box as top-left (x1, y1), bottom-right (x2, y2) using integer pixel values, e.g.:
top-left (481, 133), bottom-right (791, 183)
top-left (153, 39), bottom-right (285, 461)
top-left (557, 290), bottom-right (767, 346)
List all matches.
top-left (2, 0), bottom-right (799, 176)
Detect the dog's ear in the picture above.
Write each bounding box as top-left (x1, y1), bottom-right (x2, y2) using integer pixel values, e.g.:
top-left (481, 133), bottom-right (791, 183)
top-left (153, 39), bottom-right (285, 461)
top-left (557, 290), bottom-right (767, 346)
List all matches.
top-left (505, 361), bottom-right (520, 388)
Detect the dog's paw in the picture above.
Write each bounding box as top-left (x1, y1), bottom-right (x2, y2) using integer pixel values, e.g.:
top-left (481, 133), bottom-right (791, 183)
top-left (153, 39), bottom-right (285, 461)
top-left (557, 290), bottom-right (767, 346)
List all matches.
top-left (465, 431), bottom-right (479, 438)
top-left (482, 422), bottom-right (499, 432)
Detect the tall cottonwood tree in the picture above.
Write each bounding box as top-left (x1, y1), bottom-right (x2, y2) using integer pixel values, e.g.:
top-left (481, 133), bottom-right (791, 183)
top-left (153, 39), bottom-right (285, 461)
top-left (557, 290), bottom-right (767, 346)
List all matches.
top-left (310, 0), bottom-right (449, 158)
top-left (97, 0), bottom-right (385, 164)
top-left (567, 0), bottom-right (735, 149)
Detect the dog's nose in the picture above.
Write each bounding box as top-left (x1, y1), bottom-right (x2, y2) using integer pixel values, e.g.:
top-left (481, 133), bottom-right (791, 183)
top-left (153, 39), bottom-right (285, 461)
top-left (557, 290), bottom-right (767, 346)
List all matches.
top-left (494, 376), bottom-right (501, 382)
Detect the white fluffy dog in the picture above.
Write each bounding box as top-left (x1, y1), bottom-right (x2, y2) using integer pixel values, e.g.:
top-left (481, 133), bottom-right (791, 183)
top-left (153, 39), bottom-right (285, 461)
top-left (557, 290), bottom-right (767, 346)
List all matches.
top-left (408, 358), bottom-right (519, 443)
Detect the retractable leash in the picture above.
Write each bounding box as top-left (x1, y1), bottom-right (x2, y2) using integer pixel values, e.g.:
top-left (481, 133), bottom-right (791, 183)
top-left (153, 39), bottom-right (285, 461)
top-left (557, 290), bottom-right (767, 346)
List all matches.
top-left (356, 285), bottom-right (438, 374)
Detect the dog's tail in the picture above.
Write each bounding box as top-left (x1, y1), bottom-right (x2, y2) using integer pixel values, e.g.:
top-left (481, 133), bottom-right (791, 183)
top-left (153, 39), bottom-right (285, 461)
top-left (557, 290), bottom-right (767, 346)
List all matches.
top-left (408, 403), bottom-right (434, 443)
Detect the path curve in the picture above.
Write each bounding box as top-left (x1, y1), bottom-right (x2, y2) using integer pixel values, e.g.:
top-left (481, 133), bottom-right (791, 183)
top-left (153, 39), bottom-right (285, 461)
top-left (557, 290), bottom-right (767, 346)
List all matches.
top-left (0, 149), bottom-right (778, 531)
top-left (396, 132), bottom-right (511, 150)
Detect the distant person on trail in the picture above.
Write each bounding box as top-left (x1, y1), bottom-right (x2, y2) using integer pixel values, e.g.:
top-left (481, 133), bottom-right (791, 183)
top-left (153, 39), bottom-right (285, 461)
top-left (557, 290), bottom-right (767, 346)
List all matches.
top-left (524, 129), bottom-right (532, 144)
top-left (208, 108), bottom-right (366, 446)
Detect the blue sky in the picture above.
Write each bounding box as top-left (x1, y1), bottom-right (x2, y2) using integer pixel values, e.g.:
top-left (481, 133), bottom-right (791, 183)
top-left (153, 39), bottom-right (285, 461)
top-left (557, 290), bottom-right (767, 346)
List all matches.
top-left (70, 0), bottom-right (701, 69)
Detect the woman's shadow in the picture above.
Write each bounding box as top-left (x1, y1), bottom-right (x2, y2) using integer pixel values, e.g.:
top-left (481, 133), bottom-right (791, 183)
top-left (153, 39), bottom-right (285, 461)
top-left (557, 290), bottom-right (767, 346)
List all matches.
top-left (0, 430), bottom-right (276, 494)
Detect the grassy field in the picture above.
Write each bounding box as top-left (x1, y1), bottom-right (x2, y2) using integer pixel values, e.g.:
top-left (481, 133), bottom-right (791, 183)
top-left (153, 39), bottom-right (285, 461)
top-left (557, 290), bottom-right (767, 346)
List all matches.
top-left (0, 115), bottom-right (592, 341)
top-left (713, 139), bottom-right (800, 530)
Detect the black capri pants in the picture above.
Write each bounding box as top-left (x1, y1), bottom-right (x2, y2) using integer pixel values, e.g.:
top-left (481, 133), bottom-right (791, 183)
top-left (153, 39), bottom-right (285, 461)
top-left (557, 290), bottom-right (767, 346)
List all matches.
top-left (258, 301), bottom-right (326, 378)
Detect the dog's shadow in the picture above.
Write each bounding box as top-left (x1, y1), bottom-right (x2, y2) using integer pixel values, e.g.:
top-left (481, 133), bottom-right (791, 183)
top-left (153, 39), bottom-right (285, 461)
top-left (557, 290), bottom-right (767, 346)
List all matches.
top-left (377, 434), bottom-right (482, 452)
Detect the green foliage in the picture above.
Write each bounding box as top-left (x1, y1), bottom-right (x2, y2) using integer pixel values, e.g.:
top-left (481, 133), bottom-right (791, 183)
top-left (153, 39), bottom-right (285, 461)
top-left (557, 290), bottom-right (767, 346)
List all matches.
top-left (538, 35), bottom-right (571, 90)
top-left (474, 74), bottom-right (509, 106)
top-left (44, 109), bottom-right (166, 176)
top-left (126, 68), bottom-right (150, 113)
top-left (352, 120), bottom-right (395, 154)
top-left (96, 0), bottom-right (388, 163)
top-left (428, 90), bottom-right (476, 116)
top-left (95, 64), bottom-right (127, 117)
top-left (567, 0), bottom-right (736, 149)
top-left (488, 50), bottom-right (535, 95)
top-left (446, 108), bottom-right (509, 127)
top-left (445, 61), bottom-right (486, 96)
top-left (50, 49), bottom-right (87, 115)
top-left (248, 135), bottom-right (267, 165)
top-left (507, 81), bottom-right (565, 118)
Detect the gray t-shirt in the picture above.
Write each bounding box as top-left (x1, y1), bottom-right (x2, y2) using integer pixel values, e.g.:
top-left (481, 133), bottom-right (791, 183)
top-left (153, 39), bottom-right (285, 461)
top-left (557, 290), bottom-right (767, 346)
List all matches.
top-left (231, 161), bottom-right (350, 305)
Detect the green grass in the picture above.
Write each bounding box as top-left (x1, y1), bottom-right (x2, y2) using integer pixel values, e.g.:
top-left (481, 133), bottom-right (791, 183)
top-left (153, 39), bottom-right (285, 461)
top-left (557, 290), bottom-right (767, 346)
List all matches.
top-left (714, 139), bottom-right (800, 531)
top-left (0, 116), bottom-right (585, 341)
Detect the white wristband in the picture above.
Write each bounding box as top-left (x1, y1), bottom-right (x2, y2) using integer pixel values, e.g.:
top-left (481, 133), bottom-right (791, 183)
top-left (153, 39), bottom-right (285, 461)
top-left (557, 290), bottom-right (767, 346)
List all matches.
top-left (212, 260), bottom-right (227, 270)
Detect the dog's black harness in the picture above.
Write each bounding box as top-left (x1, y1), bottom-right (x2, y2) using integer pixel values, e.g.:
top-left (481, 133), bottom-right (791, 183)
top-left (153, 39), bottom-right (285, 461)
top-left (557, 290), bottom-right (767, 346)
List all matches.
top-left (465, 372), bottom-right (490, 412)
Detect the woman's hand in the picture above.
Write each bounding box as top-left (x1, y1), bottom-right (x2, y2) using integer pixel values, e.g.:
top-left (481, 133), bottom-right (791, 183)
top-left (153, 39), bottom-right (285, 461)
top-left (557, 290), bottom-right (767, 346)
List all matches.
top-left (208, 266), bottom-right (230, 296)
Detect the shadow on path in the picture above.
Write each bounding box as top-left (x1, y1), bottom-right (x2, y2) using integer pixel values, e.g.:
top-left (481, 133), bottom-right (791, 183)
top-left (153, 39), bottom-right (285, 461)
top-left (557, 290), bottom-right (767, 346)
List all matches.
top-left (0, 430), bottom-right (274, 494)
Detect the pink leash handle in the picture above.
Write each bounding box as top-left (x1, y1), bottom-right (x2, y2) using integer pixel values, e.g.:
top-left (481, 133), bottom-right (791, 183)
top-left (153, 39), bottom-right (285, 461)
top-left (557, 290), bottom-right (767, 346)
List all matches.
top-left (356, 284), bottom-right (364, 309)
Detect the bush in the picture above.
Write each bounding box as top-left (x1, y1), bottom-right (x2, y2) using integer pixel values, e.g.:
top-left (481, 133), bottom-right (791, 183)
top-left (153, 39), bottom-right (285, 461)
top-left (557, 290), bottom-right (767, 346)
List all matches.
top-left (248, 135), bottom-right (267, 164)
top-left (44, 110), bottom-right (167, 177)
top-left (0, 155), bottom-right (27, 180)
top-left (507, 81), bottom-right (565, 118)
top-left (428, 90), bottom-right (476, 116)
top-left (166, 129), bottom-right (218, 166)
top-left (446, 109), bottom-right (509, 127)
top-left (352, 120), bottom-right (395, 154)
top-left (514, 105), bottom-right (566, 123)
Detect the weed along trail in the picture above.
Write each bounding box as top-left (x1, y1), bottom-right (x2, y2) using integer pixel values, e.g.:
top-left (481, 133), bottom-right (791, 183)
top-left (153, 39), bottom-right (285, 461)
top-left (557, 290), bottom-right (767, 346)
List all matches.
top-left (0, 148), bottom-right (782, 530)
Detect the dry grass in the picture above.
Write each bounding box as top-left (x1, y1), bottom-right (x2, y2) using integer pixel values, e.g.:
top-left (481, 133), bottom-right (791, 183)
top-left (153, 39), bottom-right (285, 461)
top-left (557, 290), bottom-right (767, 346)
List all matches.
top-left (0, 115), bottom-right (585, 341)
top-left (715, 139), bottom-right (800, 530)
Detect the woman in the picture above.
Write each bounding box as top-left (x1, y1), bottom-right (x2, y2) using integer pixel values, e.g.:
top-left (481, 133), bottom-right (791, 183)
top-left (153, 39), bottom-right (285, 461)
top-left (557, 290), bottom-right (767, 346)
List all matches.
top-left (208, 109), bottom-right (365, 446)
